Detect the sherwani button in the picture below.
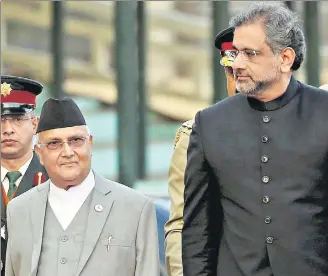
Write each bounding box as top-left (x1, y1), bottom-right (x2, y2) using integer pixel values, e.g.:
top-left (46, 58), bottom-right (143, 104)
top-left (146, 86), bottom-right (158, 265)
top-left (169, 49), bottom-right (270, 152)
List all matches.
top-left (262, 196), bottom-right (270, 204)
top-left (264, 216), bottom-right (271, 224)
top-left (262, 136), bottom-right (269, 143)
top-left (263, 116), bottom-right (270, 123)
top-left (60, 257), bottom-right (67, 264)
top-left (261, 156), bottom-right (269, 163)
top-left (262, 176), bottom-right (270, 183)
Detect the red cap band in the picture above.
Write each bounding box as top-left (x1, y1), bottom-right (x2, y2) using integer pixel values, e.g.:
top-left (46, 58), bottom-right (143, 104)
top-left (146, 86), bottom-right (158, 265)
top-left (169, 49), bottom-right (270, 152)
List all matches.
top-left (221, 42), bottom-right (233, 51)
top-left (1, 90), bottom-right (36, 105)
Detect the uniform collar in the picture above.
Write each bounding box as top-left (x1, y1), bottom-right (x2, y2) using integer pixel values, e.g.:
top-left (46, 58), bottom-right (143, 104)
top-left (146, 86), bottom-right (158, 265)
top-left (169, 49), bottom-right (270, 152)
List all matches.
top-left (1, 153), bottom-right (34, 182)
top-left (247, 76), bottom-right (299, 111)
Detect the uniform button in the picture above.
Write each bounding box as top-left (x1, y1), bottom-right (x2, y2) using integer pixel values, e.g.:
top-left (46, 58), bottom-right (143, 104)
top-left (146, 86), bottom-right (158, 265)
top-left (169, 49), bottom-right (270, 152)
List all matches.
top-left (266, 236), bottom-right (273, 244)
top-left (262, 196), bottom-right (270, 204)
top-left (264, 216), bottom-right (271, 224)
top-left (61, 236), bottom-right (69, 242)
top-left (262, 176), bottom-right (270, 183)
top-left (262, 136), bottom-right (269, 143)
top-left (263, 116), bottom-right (270, 123)
top-left (60, 257), bottom-right (67, 264)
top-left (261, 155), bottom-right (269, 163)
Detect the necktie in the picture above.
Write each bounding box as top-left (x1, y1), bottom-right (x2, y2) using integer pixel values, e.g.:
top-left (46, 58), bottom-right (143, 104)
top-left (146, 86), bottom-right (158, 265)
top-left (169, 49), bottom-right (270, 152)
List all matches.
top-left (7, 171), bottom-right (22, 200)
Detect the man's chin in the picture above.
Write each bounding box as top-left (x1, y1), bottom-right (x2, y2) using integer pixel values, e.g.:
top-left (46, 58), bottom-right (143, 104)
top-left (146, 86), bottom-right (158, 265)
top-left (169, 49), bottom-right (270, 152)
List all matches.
top-left (1, 150), bottom-right (22, 160)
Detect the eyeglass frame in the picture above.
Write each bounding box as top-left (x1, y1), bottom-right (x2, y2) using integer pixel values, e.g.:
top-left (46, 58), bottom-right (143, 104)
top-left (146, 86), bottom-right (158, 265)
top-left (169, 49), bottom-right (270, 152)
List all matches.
top-left (36, 135), bottom-right (91, 151)
top-left (224, 49), bottom-right (262, 63)
top-left (1, 114), bottom-right (35, 126)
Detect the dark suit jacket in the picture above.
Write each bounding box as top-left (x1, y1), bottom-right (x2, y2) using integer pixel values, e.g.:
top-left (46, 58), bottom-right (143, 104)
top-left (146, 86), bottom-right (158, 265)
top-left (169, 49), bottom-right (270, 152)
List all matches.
top-left (1, 153), bottom-right (48, 276)
top-left (182, 76), bottom-right (328, 276)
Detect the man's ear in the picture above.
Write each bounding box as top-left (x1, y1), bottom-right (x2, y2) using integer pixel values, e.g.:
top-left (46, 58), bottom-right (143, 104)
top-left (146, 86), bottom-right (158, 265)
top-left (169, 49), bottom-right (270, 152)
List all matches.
top-left (280, 47), bottom-right (296, 73)
top-left (34, 144), bottom-right (43, 165)
top-left (89, 135), bottom-right (93, 147)
top-left (32, 117), bottom-right (40, 135)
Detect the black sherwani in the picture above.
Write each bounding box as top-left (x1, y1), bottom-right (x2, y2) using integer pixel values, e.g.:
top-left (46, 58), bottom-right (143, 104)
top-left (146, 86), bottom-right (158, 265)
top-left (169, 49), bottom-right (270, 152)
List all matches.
top-left (1, 153), bottom-right (48, 276)
top-left (182, 76), bottom-right (328, 276)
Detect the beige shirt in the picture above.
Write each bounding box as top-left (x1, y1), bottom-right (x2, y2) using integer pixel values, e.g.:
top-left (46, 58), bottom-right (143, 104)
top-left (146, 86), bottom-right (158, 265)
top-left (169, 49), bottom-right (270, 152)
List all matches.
top-left (48, 170), bottom-right (95, 230)
top-left (1, 155), bottom-right (33, 194)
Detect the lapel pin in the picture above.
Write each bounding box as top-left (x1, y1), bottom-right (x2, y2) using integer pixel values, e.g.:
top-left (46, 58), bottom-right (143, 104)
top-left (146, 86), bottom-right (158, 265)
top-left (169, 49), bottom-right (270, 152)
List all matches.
top-left (94, 204), bottom-right (103, 212)
top-left (106, 235), bottom-right (113, 252)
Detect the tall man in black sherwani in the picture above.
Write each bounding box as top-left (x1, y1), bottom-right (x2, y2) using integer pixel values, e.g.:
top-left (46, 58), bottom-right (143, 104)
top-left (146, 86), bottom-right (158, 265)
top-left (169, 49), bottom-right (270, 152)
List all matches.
top-left (182, 2), bottom-right (328, 276)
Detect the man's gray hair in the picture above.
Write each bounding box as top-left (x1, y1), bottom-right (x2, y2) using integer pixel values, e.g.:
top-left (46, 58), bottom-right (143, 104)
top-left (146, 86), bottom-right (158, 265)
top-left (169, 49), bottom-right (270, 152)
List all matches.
top-left (229, 2), bottom-right (306, 71)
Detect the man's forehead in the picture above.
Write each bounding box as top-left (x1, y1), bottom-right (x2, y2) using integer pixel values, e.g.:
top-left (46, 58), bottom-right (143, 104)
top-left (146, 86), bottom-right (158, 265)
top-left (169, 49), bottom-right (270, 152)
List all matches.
top-left (232, 22), bottom-right (266, 50)
top-left (38, 126), bottom-right (88, 140)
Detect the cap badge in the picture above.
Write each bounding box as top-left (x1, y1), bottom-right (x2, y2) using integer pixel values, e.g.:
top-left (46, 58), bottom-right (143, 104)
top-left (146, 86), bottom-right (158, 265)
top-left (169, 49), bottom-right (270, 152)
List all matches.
top-left (1, 82), bottom-right (12, 97)
top-left (220, 56), bottom-right (233, 67)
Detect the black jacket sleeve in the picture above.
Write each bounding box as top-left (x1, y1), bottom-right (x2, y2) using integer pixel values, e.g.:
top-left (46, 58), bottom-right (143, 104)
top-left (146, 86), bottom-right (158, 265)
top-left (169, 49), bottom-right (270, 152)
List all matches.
top-left (182, 111), bottom-right (222, 276)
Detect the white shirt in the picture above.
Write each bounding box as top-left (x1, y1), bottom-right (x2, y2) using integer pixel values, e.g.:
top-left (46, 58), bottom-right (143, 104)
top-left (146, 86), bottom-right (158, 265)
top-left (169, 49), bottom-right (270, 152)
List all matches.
top-left (1, 155), bottom-right (34, 194)
top-left (48, 170), bottom-right (95, 230)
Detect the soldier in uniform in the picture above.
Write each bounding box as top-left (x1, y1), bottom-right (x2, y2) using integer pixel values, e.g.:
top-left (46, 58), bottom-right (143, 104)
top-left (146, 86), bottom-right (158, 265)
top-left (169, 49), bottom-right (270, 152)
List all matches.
top-left (164, 26), bottom-right (236, 276)
top-left (1, 76), bottom-right (48, 275)
top-left (183, 3), bottom-right (328, 276)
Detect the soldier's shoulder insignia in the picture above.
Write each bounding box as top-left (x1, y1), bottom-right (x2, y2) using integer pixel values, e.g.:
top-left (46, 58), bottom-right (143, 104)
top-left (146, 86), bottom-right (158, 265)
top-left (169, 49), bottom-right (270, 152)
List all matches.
top-left (173, 126), bottom-right (183, 149)
top-left (173, 120), bottom-right (194, 148)
top-left (182, 119), bottom-right (194, 130)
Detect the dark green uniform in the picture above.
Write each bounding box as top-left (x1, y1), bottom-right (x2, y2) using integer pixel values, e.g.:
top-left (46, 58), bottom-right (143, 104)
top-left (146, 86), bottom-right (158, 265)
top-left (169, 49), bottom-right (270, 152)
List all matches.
top-left (1, 76), bottom-right (48, 275)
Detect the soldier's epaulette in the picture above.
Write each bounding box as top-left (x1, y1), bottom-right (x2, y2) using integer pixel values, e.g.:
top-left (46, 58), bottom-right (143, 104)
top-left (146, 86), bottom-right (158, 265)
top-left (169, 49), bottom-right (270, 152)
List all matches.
top-left (173, 119), bottom-right (194, 149)
top-left (182, 119), bottom-right (194, 130)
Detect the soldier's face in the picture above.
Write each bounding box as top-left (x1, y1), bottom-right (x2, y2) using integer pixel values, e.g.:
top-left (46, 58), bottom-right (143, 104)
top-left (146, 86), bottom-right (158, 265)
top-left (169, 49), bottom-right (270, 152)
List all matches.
top-left (35, 125), bottom-right (93, 190)
top-left (224, 67), bottom-right (236, 96)
top-left (1, 113), bottom-right (37, 160)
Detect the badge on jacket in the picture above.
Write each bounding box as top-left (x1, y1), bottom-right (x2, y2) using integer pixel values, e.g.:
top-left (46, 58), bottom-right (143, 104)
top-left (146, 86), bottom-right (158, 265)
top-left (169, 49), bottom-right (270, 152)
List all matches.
top-left (33, 172), bottom-right (46, 186)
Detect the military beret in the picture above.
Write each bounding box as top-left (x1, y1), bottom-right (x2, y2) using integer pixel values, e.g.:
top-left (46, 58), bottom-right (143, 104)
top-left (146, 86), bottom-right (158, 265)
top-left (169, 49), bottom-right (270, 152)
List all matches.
top-left (214, 26), bottom-right (234, 51)
top-left (36, 97), bottom-right (86, 133)
top-left (1, 75), bottom-right (43, 115)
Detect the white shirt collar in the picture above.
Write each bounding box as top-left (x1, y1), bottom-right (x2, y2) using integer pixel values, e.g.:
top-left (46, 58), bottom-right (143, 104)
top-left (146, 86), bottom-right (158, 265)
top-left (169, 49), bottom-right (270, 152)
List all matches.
top-left (49, 169), bottom-right (95, 199)
top-left (1, 154), bottom-right (34, 182)
top-left (48, 169), bottom-right (95, 230)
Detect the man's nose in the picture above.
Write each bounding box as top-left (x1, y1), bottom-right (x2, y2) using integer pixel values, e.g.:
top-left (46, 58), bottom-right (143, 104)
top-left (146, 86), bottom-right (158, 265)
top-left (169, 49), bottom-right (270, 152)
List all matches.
top-left (61, 142), bottom-right (74, 157)
top-left (2, 119), bottom-right (15, 135)
top-left (231, 52), bottom-right (246, 71)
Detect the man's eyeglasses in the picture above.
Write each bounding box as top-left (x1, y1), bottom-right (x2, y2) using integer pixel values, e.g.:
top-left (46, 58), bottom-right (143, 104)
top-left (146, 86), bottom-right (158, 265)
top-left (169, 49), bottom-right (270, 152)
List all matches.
top-left (224, 49), bottom-right (261, 62)
top-left (37, 136), bottom-right (90, 150)
top-left (1, 115), bottom-right (33, 126)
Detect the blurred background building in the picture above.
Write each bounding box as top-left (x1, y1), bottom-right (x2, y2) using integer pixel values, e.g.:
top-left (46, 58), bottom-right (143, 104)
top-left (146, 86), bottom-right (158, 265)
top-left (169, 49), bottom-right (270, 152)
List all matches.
top-left (1, 1), bottom-right (327, 196)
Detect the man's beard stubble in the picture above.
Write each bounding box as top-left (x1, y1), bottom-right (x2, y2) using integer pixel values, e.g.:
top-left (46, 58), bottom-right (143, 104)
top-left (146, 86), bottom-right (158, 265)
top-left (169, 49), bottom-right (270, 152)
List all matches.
top-left (234, 63), bottom-right (280, 98)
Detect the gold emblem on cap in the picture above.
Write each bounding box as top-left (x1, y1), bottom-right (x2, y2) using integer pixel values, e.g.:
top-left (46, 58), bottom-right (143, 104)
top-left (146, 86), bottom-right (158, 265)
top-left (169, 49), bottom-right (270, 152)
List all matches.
top-left (1, 82), bottom-right (12, 97)
top-left (220, 56), bottom-right (233, 67)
